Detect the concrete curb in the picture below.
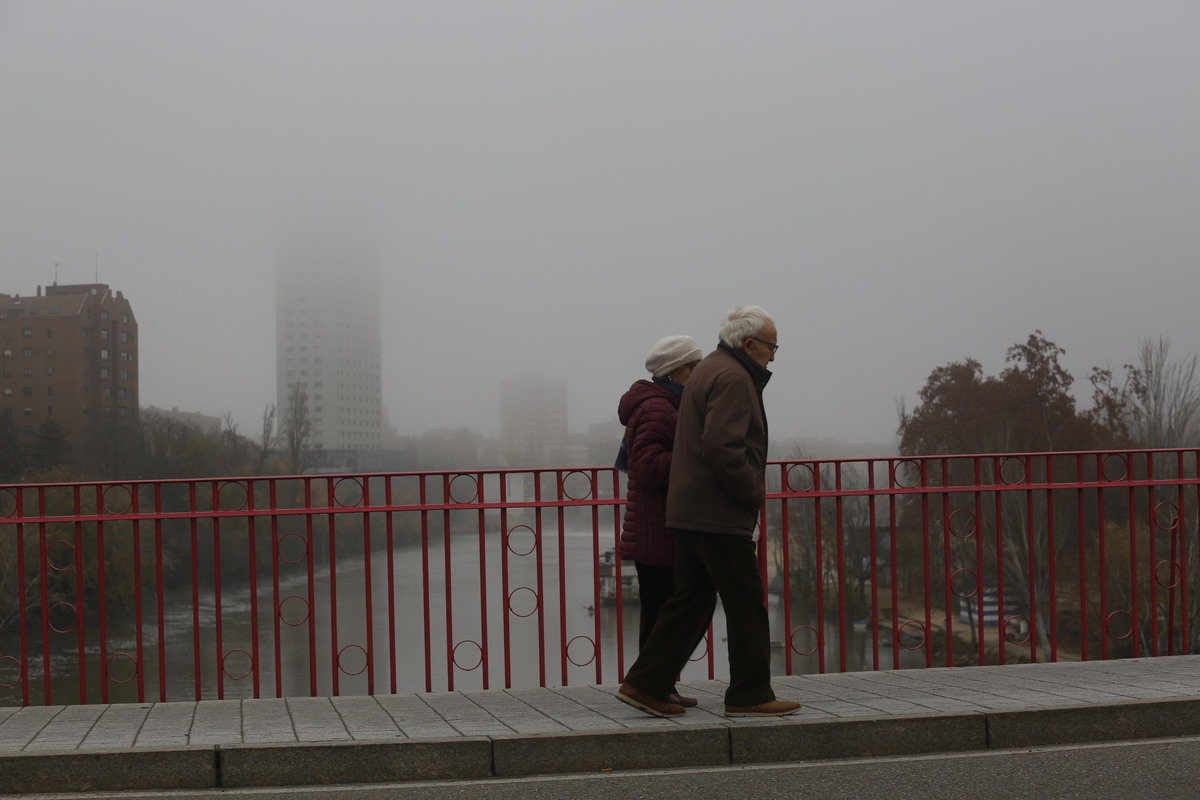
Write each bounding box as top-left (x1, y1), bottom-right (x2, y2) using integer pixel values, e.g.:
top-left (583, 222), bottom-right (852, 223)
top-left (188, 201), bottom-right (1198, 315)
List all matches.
top-left (218, 738), bottom-right (494, 788)
top-left (7, 698), bottom-right (1200, 794)
top-left (0, 746), bottom-right (216, 795)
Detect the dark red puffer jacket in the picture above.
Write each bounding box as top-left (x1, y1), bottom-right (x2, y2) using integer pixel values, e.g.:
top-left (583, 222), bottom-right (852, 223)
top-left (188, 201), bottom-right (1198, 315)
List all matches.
top-left (618, 379), bottom-right (681, 565)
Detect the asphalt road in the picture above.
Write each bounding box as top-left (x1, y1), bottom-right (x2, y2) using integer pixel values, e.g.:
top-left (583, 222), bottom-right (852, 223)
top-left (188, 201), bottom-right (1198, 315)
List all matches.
top-left (14, 736), bottom-right (1200, 800)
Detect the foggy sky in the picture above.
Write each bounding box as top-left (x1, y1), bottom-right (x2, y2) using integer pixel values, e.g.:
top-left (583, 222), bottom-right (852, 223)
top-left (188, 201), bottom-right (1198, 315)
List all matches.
top-left (3, 1), bottom-right (1198, 454)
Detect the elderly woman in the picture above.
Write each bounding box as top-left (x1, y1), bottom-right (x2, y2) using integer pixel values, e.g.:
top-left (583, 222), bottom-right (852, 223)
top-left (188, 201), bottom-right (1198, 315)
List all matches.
top-left (615, 334), bottom-right (703, 707)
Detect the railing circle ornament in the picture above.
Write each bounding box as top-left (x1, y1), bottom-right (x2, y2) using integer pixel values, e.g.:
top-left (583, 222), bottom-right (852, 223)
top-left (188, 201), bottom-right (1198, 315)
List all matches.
top-left (448, 474), bottom-right (480, 504)
top-left (948, 508), bottom-right (977, 540)
top-left (333, 477), bottom-right (365, 508)
top-left (451, 640), bottom-right (484, 672)
top-left (688, 631), bottom-right (713, 662)
top-left (789, 624), bottom-right (819, 656)
top-left (220, 649), bottom-right (254, 681)
top-left (48, 602), bottom-right (79, 634)
top-left (0, 655), bottom-right (21, 688)
top-left (277, 595), bottom-right (311, 627)
top-left (785, 463), bottom-right (816, 493)
top-left (217, 481), bottom-right (249, 512)
top-left (1003, 615), bottom-right (1032, 645)
top-left (1155, 559), bottom-right (1182, 590)
top-left (46, 539), bottom-right (77, 573)
top-left (999, 456), bottom-right (1029, 486)
top-left (1153, 502), bottom-right (1181, 532)
top-left (1101, 453), bottom-right (1129, 483)
top-left (102, 484), bottom-right (133, 515)
top-left (505, 525), bottom-right (537, 557)
top-left (562, 471), bottom-right (593, 502)
top-left (897, 620), bottom-right (926, 650)
top-left (950, 568), bottom-right (979, 600)
top-left (1104, 609), bottom-right (1134, 640)
top-left (506, 586), bottom-right (540, 618)
top-left (337, 644), bottom-right (370, 676)
top-left (277, 533), bottom-right (309, 565)
top-left (0, 488), bottom-right (17, 519)
top-left (566, 635), bottom-right (597, 667)
top-left (106, 653), bottom-right (139, 685)
top-left (892, 460), bottom-right (922, 490)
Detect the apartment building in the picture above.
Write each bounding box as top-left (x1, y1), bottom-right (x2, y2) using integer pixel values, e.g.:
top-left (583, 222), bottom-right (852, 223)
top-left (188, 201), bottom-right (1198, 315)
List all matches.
top-left (0, 283), bottom-right (137, 464)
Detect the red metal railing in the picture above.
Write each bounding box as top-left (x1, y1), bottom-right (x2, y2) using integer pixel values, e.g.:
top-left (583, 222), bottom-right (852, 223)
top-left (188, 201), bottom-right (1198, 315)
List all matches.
top-left (1, 449), bottom-right (1198, 706)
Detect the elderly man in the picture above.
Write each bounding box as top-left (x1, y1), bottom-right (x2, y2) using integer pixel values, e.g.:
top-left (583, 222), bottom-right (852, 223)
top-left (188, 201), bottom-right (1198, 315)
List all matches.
top-left (616, 306), bottom-right (800, 718)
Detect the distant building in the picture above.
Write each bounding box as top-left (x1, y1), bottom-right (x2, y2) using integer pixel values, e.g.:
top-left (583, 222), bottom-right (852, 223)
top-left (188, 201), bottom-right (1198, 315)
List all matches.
top-left (275, 200), bottom-right (383, 454)
top-left (500, 375), bottom-right (568, 466)
top-left (0, 283), bottom-right (138, 468)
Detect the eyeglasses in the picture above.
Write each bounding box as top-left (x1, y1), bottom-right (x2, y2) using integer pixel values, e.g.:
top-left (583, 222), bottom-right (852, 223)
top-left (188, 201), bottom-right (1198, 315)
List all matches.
top-left (750, 337), bottom-right (779, 354)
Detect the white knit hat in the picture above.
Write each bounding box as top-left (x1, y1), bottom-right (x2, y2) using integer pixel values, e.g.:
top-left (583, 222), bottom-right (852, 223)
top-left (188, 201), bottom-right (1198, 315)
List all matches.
top-left (645, 335), bottom-right (703, 379)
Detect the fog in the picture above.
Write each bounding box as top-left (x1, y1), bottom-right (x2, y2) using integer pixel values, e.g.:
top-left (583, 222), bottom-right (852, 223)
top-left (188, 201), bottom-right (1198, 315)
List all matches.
top-left (3, 1), bottom-right (1198, 455)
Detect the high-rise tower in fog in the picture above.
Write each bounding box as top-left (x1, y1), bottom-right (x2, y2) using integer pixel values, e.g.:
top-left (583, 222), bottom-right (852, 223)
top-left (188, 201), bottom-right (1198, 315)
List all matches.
top-left (275, 197), bottom-right (383, 457)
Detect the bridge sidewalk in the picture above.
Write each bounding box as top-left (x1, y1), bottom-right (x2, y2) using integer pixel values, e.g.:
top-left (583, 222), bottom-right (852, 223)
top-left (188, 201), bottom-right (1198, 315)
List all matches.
top-left (3, 655), bottom-right (1200, 794)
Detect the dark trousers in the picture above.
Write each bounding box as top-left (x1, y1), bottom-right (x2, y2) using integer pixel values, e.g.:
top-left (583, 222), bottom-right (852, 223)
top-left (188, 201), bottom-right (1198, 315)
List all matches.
top-left (633, 562), bottom-right (677, 650)
top-left (623, 529), bottom-right (775, 707)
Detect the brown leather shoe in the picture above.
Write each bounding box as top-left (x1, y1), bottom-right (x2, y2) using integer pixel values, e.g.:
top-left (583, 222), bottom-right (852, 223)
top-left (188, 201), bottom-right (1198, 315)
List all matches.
top-left (617, 683), bottom-right (686, 718)
top-left (724, 699), bottom-right (801, 717)
top-left (668, 692), bottom-right (699, 708)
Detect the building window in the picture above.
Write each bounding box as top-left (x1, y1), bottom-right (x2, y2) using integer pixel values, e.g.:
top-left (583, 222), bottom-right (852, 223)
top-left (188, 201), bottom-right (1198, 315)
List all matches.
top-left (101, 310), bottom-right (109, 322)
top-left (121, 313), bottom-right (128, 323)
top-left (119, 331), bottom-right (129, 343)
top-left (1, 330), bottom-right (10, 340)
top-left (22, 328), bottom-right (32, 338)
top-left (22, 386), bottom-right (32, 396)
top-left (120, 351), bottom-right (132, 362)
top-left (46, 328), bottom-right (52, 338)
top-left (2, 349), bottom-right (10, 358)
top-left (104, 387), bottom-right (112, 398)
top-left (100, 348), bottom-right (109, 360)
top-left (22, 348), bottom-right (33, 357)
top-left (46, 367), bottom-right (53, 376)
top-left (2, 388), bottom-right (10, 396)
top-left (100, 368), bottom-right (109, 379)
top-left (22, 368), bottom-right (31, 377)
top-left (99, 329), bottom-right (109, 341)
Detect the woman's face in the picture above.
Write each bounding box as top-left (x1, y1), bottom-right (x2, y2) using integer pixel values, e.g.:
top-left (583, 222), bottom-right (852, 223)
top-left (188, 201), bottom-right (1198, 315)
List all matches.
top-left (672, 361), bottom-right (700, 385)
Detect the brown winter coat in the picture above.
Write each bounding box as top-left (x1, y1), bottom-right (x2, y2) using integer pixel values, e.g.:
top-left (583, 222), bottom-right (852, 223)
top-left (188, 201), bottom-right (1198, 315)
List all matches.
top-left (666, 345), bottom-right (770, 537)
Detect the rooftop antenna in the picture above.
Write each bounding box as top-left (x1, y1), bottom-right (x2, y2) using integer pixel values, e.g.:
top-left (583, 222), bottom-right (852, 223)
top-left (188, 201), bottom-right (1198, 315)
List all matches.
top-left (94, 252), bottom-right (99, 283)
top-left (54, 262), bottom-right (59, 286)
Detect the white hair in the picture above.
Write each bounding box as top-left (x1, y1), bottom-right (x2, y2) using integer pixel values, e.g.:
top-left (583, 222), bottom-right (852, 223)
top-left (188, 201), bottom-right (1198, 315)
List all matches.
top-left (718, 305), bottom-right (772, 349)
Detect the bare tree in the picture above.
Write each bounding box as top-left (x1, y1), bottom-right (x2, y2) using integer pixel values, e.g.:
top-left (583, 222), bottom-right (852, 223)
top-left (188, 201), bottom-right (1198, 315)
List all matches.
top-left (279, 383), bottom-right (314, 475)
top-left (253, 404), bottom-right (278, 475)
top-left (1128, 337), bottom-right (1200, 447)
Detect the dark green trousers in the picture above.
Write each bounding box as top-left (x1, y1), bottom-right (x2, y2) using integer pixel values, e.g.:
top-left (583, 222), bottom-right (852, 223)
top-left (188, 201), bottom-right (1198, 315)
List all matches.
top-left (623, 528), bottom-right (776, 707)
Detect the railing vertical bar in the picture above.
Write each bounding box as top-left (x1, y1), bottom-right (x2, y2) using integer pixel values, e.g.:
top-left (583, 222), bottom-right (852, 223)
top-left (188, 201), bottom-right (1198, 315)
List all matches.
top-left (327, 477), bottom-right (341, 696)
top-left (384, 476), bottom-right (398, 695)
top-left (866, 461), bottom-right (879, 671)
top-left (247, 481), bottom-right (260, 698)
top-left (419, 475), bottom-right (433, 693)
top-left (360, 478), bottom-right (375, 695)
top-left (270, 479), bottom-right (283, 699)
top-left (189, 481), bottom-right (201, 700)
top-left (534, 471), bottom-right (547, 687)
top-left (993, 457), bottom-right (1006, 665)
top-left (132, 486), bottom-right (145, 702)
top-left (154, 484), bottom-right (167, 702)
top-left (304, 478), bottom-right (317, 697)
top-left (441, 473), bottom-right (454, 692)
top-left (475, 472), bottom-right (489, 691)
top-left (939, 459), bottom-right (953, 668)
top-left (212, 482), bottom-right (224, 700)
top-left (556, 471), bottom-right (568, 686)
top-left (811, 465), bottom-right (826, 672)
top-left (1075, 454), bottom-right (1088, 663)
top-left (37, 487), bottom-right (51, 705)
top-left (833, 463), bottom-right (848, 673)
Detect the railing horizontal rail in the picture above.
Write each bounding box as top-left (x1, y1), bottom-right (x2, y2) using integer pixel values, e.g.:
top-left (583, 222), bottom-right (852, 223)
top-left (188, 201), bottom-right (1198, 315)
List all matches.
top-left (1, 448), bottom-right (1198, 706)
